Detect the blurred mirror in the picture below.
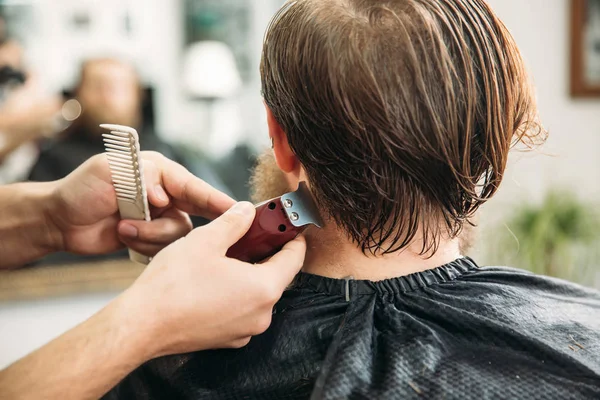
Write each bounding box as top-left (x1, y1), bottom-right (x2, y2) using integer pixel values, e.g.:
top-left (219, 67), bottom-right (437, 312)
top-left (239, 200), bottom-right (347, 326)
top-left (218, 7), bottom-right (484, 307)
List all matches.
top-left (0, 0), bottom-right (283, 301)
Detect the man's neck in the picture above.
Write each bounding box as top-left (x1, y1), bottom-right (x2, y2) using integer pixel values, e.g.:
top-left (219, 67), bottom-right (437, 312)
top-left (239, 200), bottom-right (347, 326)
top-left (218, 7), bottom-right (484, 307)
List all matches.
top-left (302, 225), bottom-right (462, 281)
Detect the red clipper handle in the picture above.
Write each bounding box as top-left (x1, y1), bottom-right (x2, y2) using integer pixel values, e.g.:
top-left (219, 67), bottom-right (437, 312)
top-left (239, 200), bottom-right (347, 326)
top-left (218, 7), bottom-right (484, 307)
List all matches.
top-left (226, 182), bottom-right (322, 264)
top-left (226, 199), bottom-right (304, 263)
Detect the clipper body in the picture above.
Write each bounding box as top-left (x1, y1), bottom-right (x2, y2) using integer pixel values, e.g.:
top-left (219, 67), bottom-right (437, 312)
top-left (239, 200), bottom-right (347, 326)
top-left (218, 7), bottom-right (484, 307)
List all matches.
top-left (227, 182), bottom-right (322, 263)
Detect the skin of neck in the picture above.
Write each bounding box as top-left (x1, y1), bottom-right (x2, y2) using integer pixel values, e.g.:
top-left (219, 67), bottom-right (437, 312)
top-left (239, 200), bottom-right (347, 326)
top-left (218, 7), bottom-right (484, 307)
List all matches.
top-left (300, 222), bottom-right (462, 281)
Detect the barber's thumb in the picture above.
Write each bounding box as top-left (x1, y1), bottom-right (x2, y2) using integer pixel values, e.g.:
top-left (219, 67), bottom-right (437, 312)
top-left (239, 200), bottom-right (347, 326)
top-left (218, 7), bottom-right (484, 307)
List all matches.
top-left (262, 235), bottom-right (307, 287)
top-left (198, 201), bottom-right (256, 250)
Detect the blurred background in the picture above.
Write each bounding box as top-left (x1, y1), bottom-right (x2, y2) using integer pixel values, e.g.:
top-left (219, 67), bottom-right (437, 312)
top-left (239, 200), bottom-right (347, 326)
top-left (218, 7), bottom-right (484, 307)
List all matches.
top-left (0, 0), bottom-right (599, 369)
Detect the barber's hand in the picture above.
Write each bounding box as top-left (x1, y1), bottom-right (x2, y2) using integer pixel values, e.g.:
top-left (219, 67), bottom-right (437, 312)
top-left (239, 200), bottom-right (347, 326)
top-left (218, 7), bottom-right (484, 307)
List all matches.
top-left (47, 151), bottom-right (236, 256)
top-left (120, 202), bottom-right (307, 354)
top-left (0, 74), bottom-right (62, 139)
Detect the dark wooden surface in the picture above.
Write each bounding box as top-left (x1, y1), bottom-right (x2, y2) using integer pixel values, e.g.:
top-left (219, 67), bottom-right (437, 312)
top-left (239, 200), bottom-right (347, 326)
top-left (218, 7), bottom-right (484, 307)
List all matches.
top-left (0, 260), bottom-right (144, 302)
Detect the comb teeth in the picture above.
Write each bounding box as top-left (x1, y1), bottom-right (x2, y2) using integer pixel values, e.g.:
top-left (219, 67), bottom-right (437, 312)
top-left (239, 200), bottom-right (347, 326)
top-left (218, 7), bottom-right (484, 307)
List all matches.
top-left (100, 124), bottom-right (142, 203)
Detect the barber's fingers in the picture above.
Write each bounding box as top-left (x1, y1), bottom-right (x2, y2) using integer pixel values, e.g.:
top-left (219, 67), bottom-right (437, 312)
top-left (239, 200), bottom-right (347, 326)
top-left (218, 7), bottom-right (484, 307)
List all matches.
top-left (225, 337), bottom-right (252, 349)
top-left (188, 202), bottom-right (256, 253)
top-left (118, 209), bottom-right (192, 243)
top-left (118, 209), bottom-right (192, 255)
top-left (142, 159), bottom-right (170, 209)
top-left (121, 230), bottom-right (186, 257)
top-left (140, 151), bottom-right (236, 219)
top-left (169, 173), bottom-right (236, 220)
top-left (259, 235), bottom-right (307, 289)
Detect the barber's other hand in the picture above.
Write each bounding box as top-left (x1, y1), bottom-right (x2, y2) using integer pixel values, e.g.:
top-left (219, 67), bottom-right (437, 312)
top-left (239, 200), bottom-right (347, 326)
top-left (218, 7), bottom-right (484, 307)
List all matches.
top-left (120, 202), bottom-right (307, 355)
top-left (47, 151), bottom-right (236, 256)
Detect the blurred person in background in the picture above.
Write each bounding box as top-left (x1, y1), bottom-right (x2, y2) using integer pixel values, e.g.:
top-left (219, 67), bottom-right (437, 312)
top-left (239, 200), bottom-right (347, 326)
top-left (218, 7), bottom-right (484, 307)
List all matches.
top-left (0, 12), bottom-right (62, 183)
top-left (27, 57), bottom-right (176, 182)
top-left (26, 57), bottom-right (231, 264)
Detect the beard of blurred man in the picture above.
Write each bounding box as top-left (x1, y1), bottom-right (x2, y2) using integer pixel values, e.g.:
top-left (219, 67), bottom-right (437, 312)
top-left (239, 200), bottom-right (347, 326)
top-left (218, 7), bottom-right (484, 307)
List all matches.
top-left (75, 59), bottom-right (141, 137)
top-left (249, 150), bottom-right (291, 203)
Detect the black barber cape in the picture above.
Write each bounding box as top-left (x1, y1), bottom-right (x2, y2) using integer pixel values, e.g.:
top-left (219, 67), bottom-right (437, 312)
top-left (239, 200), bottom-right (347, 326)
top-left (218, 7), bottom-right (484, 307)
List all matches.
top-left (104, 258), bottom-right (600, 399)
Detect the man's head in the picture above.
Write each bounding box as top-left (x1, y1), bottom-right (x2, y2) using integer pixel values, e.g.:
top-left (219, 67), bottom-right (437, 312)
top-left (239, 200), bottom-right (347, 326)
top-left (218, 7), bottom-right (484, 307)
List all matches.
top-left (76, 58), bottom-right (142, 130)
top-left (256, 0), bottom-right (545, 255)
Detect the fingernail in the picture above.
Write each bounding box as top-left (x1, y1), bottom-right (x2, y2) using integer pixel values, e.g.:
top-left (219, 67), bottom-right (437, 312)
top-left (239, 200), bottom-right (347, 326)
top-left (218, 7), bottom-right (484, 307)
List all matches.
top-left (228, 201), bottom-right (254, 216)
top-left (119, 223), bottom-right (138, 238)
top-left (154, 185), bottom-right (168, 203)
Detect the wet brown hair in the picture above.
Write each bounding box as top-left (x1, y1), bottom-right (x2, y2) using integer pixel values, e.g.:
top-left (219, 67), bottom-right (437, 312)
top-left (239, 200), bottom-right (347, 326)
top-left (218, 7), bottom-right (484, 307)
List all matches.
top-left (260, 0), bottom-right (546, 255)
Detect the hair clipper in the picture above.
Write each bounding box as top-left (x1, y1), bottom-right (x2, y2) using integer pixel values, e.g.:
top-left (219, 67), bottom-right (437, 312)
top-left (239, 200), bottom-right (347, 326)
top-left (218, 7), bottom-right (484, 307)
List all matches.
top-left (226, 182), bottom-right (322, 263)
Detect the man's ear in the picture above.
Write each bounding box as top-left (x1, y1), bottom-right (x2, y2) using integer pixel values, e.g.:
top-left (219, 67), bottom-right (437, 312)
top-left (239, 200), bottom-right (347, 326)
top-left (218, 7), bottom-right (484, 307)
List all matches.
top-left (265, 105), bottom-right (299, 174)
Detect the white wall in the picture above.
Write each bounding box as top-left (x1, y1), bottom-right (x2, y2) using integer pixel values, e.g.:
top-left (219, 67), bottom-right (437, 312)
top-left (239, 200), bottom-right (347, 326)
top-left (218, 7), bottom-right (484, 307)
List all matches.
top-left (472, 0), bottom-right (600, 267)
top-left (482, 0), bottom-right (600, 212)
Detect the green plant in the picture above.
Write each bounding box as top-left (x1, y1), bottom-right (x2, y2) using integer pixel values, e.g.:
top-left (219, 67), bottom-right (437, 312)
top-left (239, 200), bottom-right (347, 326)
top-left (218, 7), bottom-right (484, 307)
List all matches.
top-left (489, 190), bottom-right (600, 284)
